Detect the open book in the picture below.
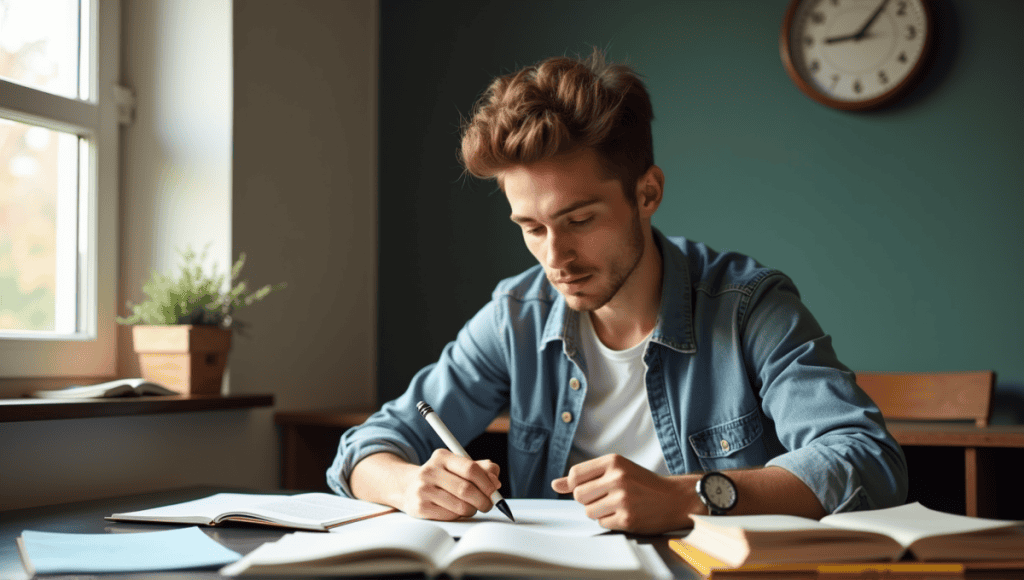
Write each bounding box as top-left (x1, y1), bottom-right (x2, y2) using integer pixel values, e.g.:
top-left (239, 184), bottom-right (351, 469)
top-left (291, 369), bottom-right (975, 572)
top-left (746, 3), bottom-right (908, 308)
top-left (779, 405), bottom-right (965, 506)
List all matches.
top-left (29, 378), bottom-right (177, 399)
top-left (678, 502), bottom-right (1024, 570)
top-left (107, 492), bottom-right (393, 532)
top-left (220, 516), bottom-right (672, 579)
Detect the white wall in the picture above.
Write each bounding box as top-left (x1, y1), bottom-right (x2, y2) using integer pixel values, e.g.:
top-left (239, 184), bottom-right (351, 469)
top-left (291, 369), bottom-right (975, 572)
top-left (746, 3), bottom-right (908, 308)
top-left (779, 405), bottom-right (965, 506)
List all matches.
top-left (231, 0), bottom-right (378, 413)
top-left (2, 0), bottom-right (378, 511)
top-left (118, 0), bottom-right (233, 361)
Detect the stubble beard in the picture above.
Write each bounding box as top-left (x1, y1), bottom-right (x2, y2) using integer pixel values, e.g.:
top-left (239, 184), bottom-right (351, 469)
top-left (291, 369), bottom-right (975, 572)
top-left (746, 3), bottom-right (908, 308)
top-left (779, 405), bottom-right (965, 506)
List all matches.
top-left (557, 209), bottom-right (646, 313)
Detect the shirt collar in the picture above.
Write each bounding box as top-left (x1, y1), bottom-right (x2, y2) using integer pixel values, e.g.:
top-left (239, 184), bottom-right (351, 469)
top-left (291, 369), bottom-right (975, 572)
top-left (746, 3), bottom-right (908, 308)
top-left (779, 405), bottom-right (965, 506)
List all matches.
top-left (539, 227), bottom-right (696, 354)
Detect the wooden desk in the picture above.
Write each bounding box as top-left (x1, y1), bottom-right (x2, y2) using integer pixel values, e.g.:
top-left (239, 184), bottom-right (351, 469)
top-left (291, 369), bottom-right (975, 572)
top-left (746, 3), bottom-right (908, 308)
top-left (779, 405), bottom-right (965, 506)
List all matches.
top-left (276, 410), bottom-right (1024, 519)
top-left (887, 420), bottom-right (1024, 518)
top-left (0, 486), bottom-right (695, 579)
top-left (0, 487), bottom-right (290, 580)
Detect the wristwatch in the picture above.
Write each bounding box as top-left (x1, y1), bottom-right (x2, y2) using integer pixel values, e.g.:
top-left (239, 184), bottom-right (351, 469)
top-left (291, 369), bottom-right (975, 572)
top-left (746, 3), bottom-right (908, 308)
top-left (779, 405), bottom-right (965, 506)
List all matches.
top-left (696, 471), bottom-right (738, 516)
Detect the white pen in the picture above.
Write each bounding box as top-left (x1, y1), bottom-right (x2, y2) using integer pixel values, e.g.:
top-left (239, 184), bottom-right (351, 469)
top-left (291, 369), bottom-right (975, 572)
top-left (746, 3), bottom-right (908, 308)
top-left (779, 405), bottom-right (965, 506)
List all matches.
top-left (416, 401), bottom-right (515, 522)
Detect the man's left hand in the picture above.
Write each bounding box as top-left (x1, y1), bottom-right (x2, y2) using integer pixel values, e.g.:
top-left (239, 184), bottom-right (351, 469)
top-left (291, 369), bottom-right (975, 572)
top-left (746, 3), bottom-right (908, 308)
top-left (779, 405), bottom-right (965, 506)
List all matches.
top-left (551, 454), bottom-right (699, 534)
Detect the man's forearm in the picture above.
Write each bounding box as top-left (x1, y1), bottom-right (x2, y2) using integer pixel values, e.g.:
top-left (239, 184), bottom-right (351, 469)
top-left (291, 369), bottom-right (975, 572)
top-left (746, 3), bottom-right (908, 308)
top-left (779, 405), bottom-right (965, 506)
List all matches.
top-left (668, 465), bottom-right (825, 530)
top-left (348, 452), bottom-right (416, 509)
top-left (722, 465), bottom-right (826, 519)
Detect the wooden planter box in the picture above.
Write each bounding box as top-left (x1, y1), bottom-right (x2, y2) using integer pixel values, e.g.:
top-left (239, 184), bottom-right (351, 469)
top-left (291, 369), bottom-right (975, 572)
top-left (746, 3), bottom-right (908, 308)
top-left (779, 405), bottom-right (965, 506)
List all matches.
top-left (132, 325), bottom-right (232, 395)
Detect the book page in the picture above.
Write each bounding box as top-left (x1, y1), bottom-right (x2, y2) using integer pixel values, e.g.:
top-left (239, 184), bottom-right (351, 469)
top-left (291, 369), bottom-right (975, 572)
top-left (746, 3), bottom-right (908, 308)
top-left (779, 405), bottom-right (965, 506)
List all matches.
top-left (135, 381), bottom-right (176, 395)
top-left (822, 502), bottom-right (1021, 548)
top-left (111, 493), bottom-right (390, 528)
top-left (111, 493), bottom-right (267, 521)
top-left (251, 493), bottom-right (390, 526)
top-left (356, 498), bottom-right (608, 538)
top-left (690, 513), bottom-right (838, 540)
top-left (220, 519), bottom-right (454, 576)
top-left (441, 523), bottom-right (642, 572)
top-left (686, 513), bottom-right (903, 566)
top-left (31, 378), bottom-right (176, 398)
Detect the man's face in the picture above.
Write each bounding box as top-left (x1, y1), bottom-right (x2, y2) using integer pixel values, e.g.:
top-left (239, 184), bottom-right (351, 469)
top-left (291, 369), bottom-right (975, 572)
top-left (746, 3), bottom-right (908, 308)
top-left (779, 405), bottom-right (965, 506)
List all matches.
top-left (502, 148), bottom-right (645, 312)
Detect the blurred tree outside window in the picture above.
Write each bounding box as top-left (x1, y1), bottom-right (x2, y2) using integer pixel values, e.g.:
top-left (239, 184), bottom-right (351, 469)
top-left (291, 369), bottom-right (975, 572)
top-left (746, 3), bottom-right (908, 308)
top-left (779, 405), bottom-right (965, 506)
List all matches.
top-left (0, 0), bottom-right (83, 333)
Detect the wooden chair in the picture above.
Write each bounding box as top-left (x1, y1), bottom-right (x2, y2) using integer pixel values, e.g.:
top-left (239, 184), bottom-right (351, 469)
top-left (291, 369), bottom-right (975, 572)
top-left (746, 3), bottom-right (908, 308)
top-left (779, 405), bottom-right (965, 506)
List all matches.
top-left (855, 371), bottom-right (997, 516)
top-left (856, 371), bottom-right (995, 427)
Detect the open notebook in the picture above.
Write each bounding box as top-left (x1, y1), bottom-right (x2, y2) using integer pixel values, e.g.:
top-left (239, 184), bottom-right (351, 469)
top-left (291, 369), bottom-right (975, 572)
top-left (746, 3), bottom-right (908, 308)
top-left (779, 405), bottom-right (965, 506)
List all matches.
top-left (221, 516), bottom-right (671, 578)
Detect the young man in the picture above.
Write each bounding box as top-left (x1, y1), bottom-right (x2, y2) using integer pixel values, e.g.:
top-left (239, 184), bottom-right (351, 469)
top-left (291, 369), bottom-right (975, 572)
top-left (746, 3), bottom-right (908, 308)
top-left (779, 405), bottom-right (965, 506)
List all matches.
top-left (328, 52), bottom-right (907, 534)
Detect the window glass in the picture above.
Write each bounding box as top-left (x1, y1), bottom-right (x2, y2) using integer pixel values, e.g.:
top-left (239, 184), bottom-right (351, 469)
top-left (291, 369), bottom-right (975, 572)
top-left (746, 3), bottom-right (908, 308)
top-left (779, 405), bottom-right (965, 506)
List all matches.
top-left (0, 0), bottom-right (116, 382)
top-left (0, 119), bottom-right (79, 333)
top-left (0, 0), bottom-right (81, 99)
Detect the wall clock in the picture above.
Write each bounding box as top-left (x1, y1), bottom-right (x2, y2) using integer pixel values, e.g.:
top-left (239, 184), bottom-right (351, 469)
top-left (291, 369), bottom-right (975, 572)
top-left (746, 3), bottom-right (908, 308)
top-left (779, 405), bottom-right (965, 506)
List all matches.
top-left (780, 0), bottom-right (935, 111)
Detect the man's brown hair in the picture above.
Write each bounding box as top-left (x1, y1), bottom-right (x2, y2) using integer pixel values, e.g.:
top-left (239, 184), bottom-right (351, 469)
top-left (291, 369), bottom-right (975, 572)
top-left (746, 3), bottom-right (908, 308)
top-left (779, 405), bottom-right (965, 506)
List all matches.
top-left (459, 50), bottom-right (654, 199)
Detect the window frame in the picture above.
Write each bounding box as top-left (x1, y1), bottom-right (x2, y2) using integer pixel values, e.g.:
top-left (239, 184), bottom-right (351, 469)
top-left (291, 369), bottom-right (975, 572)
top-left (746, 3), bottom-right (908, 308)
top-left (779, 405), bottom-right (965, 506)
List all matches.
top-left (0, 0), bottom-right (120, 386)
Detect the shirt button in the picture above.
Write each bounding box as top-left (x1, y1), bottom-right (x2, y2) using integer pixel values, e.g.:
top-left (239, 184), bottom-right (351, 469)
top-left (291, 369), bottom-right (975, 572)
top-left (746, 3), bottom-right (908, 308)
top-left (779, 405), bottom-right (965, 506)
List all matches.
top-left (720, 439), bottom-right (730, 452)
top-left (569, 378), bottom-right (581, 391)
top-left (561, 411), bottom-right (573, 423)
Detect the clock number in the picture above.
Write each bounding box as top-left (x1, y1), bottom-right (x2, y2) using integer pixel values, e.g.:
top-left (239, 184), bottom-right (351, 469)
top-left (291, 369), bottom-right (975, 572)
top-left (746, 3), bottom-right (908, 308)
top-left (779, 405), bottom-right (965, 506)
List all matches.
top-left (830, 74), bottom-right (840, 90)
top-left (830, 0), bottom-right (839, 5)
top-left (878, 70), bottom-right (889, 85)
top-left (896, 1), bottom-right (908, 16)
top-left (898, 52), bottom-right (908, 64)
top-left (810, 11), bottom-right (825, 25)
top-left (906, 25), bottom-right (917, 40)
top-left (809, 60), bottom-right (820, 74)
top-left (804, 34), bottom-right (814, 48)
top-left (853, 79), bottom-right (863, 94)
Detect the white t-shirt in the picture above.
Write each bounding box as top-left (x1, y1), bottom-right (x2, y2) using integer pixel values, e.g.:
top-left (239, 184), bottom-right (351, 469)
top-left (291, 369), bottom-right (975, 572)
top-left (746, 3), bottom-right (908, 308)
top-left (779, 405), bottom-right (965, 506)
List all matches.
top-left (568, 313), bottom-right (670, 476)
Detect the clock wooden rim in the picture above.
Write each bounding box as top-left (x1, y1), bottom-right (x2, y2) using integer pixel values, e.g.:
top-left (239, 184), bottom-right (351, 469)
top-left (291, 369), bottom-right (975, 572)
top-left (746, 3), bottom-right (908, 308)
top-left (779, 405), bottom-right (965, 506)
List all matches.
top-left (779, 0), bottom-right (936, 111)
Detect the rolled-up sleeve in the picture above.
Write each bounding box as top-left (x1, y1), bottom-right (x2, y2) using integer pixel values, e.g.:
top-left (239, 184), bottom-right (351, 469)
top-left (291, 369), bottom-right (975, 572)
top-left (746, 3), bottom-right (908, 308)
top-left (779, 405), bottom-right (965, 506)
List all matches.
top-left (744, 274), bottom-right (908, 513)
top-left (327, 297), bottom-right (512, 498)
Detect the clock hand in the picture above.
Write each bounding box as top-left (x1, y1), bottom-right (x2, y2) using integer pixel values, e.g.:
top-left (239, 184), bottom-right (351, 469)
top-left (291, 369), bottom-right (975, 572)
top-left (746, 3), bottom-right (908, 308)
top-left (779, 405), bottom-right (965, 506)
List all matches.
top-left (825, 31), bottom-right (879, 44)
top-left (824, 32), bottom-right (860, 44)
top-left (853, 0), bottom-right (891, 39)
top-left (823, 0), bottom-right (890, 43)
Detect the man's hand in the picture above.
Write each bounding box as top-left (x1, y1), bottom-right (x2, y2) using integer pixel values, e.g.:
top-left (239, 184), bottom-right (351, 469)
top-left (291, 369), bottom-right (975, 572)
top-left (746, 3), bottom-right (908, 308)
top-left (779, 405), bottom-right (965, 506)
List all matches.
top-left (350, 450), bottom-right (502, 521)
top-left (551, 454), bottom-right (699, 534)
top-left (552, 458), bottom-right (827, 533)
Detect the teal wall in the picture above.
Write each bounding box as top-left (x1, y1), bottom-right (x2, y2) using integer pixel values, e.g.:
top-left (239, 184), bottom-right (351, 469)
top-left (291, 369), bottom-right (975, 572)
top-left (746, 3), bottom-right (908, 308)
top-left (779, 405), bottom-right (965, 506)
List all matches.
top-left (378, 0), bottom-right (1024, 422)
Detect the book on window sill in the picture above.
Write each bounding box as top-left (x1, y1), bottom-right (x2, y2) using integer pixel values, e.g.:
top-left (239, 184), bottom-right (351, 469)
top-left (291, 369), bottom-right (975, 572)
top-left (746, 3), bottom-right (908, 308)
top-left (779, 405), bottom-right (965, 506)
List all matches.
top-left (106, 492), bottom-right (394, 532)
top-left (28, 378), bottom-right (178, 399)
top-left (220, 516), bottom-right (672, 579)
top-left (671, 502), bottom-right (1024, 577)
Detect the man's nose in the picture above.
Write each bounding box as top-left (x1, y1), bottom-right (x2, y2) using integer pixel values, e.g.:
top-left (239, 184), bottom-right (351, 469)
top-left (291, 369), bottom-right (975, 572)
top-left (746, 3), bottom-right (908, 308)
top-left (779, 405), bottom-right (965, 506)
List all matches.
top-left (544, 231), bottom-right (575, 270)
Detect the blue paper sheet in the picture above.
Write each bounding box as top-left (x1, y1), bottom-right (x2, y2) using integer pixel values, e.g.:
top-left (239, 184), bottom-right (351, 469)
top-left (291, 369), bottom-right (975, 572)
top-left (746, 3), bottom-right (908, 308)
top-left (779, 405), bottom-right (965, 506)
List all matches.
top-left (19, 526), bottom-right (242, 574)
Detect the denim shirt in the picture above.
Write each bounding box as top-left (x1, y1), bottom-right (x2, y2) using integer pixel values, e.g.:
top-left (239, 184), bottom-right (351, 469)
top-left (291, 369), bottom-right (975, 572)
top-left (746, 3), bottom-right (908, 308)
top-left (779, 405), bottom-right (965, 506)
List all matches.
top-left (328, 230), bottom-right (908, 514)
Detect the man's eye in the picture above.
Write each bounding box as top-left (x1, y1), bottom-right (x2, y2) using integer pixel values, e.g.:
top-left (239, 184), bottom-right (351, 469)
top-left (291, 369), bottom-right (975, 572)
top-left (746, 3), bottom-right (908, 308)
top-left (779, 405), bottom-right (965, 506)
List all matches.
top-left (568, 216), bottom-right (593, 227)
top-left (525, 226), bottom-right (543, 236)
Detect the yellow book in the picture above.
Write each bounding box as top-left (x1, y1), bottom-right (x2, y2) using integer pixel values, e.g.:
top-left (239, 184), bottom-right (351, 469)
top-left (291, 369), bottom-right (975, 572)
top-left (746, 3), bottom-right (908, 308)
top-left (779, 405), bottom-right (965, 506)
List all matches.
top-left (668, 539), bottom-right (963, 578)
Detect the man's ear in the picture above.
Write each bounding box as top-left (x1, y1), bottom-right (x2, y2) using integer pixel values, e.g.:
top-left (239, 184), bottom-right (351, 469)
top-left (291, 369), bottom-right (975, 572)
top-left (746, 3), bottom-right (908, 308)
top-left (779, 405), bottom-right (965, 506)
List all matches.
top-left (635, 165), bottom-right (664, 217)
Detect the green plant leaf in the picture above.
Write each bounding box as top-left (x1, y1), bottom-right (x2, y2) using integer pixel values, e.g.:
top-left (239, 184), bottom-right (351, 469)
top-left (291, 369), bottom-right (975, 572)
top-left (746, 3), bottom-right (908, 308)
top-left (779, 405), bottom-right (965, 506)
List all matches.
top-left (116, 244), bottom-right (285, 329)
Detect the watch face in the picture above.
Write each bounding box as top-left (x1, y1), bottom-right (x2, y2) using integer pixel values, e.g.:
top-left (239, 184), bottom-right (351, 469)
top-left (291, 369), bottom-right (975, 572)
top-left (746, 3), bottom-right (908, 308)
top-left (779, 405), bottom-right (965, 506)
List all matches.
top-left (703, 473), bottom-right (738, 510)
top-left (782, 0), bottom-right (932, 110)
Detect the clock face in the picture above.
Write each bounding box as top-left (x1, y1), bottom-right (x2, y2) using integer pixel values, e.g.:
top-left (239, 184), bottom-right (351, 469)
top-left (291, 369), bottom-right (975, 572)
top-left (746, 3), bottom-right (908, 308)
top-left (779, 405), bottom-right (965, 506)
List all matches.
top-left (781, 0), bottom-right (933, 110)
top-left (703, 474), bottom-right (737, 509)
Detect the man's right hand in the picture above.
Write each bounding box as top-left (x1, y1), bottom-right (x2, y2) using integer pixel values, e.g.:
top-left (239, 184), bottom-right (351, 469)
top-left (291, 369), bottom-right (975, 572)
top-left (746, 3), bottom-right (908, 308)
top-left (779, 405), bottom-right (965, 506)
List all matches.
top-left (349, 450), bottom-right (502, 521)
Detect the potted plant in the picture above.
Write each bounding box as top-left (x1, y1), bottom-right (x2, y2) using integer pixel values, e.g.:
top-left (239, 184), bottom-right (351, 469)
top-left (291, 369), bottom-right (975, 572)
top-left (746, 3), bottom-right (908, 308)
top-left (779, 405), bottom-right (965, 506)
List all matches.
top-left (116, 245), bottom-right (285, 395)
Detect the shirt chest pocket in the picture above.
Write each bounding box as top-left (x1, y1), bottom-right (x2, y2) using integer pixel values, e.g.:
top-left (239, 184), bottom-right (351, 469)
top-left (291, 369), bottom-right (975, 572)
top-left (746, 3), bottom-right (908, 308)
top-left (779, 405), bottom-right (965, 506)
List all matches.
top-left (688, 408), bottom-right (767, 472)
top-left (506, 421), bottom-right (551, 498)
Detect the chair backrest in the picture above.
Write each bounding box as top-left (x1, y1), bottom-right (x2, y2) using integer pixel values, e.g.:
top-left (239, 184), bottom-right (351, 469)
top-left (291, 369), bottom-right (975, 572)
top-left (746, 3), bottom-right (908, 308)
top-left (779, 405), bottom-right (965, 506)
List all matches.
top-left (855, 371), bottom-right (996, 427)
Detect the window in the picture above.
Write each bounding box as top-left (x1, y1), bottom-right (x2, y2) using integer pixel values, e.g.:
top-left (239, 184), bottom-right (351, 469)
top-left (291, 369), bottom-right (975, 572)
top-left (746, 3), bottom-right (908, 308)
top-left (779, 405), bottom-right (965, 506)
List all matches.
top-left (0, 0), bottom-right (120, 383)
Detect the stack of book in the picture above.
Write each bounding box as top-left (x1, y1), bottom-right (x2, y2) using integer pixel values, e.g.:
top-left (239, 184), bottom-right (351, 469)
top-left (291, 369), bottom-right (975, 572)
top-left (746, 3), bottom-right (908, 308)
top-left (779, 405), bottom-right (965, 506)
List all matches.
top-left (672, 502), bottom-right (1024, 578)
